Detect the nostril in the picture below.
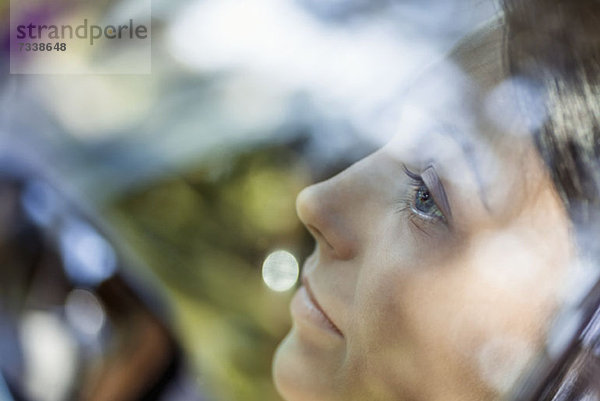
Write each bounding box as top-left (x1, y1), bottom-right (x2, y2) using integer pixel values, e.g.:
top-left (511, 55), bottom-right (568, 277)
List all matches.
top-left (306, 224), bottom-right (335, 251)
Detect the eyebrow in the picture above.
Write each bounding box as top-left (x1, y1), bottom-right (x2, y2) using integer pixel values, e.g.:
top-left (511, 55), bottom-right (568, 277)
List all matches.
top-left (438, 123), bottom-right (492, 212)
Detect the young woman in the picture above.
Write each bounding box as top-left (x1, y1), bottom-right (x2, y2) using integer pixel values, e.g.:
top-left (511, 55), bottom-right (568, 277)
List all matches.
top-left (273, 0), bottom-right (600, 400)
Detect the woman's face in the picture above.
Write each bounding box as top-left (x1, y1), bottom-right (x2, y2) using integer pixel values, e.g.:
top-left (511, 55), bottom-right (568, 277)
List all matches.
top-left (273, 25), bottom-right (574, 401)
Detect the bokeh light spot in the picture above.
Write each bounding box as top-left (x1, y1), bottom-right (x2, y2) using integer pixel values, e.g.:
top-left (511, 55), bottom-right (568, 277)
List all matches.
top-left (262, 250), bottom-right (299, 292)
top-left (65, 289), bottom-right (106, 340)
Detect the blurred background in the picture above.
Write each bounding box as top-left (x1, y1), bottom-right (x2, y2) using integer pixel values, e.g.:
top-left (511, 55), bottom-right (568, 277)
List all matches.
top-left (0, 0), bottom-right (497, 400)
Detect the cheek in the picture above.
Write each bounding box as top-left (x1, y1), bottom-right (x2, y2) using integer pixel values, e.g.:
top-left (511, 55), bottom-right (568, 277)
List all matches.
top-left (349, 224), bottom-right (570, 400)
top-left (414, 231), bottom-right (568, 395)
top-left (344, 227), bottom-right (461, 400)
top-left (446, 236), bottom-right (568, 393)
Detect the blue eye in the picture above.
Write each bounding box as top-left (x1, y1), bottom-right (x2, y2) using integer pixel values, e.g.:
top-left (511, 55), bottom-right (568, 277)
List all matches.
top-left (413, 184), bottom-right (444, 219)
top-left (402, 165), bottom-right (448, 223)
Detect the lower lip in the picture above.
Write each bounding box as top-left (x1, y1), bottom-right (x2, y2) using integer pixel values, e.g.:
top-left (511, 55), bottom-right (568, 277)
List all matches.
top-left (291, 286), bottom-right (342, 337)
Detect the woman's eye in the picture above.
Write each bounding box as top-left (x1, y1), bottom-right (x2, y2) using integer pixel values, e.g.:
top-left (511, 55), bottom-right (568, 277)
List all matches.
top-left (413, 185), bottom-right (444, 219)
top-left (402, 164), bottom-right (450, 226)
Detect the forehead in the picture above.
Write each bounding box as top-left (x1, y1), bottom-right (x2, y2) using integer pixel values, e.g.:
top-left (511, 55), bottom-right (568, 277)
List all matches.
top-left (402, 17), bottom-right (507, 132)
top-left (450, 17), bottom-right (506, 94)
top-left (385, 17), bottom-right (549, 219)
top-left (386, 18), bottom-right (510, 165)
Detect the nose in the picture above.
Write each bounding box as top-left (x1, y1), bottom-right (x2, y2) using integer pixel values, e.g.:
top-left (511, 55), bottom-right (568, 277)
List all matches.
top-left (296, 174), bottom-right (359, 261)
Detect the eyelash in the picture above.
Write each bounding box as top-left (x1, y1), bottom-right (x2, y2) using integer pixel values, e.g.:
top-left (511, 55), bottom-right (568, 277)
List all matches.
top-left (398, 166), bottom-right (446, 233)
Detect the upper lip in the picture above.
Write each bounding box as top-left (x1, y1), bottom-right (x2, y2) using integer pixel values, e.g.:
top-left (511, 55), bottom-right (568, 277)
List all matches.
top-left (303, 275), bottom-right (343, 336)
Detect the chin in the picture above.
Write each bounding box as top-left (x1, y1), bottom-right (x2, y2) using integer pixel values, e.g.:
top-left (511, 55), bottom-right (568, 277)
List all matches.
top-left (273, 332), bottom-right (307, 401)
top-left (272, 329), bottom-right (339, 401)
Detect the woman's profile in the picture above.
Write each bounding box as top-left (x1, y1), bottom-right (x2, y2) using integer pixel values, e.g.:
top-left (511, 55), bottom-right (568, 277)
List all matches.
top-left (272, 0), bottom-right (600, 400)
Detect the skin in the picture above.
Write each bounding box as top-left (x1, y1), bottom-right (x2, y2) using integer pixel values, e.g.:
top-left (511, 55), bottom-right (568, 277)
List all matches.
top-left (273, 20), bottom-right (574, 401)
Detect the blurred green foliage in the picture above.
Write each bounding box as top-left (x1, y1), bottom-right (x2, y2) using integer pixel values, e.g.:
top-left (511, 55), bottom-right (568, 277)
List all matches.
top-left (107, 145), bottom-right (313, 401)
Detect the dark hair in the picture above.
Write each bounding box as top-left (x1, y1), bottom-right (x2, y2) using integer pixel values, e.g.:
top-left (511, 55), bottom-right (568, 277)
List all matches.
top-left (504, 0), bottom-right (600, 231)
top-left (502, 0), bottom-right (600, 399)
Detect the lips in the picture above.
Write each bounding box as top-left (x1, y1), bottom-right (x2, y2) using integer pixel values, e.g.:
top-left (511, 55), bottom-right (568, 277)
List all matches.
top-left (291, 277), bottom-right (343, 337)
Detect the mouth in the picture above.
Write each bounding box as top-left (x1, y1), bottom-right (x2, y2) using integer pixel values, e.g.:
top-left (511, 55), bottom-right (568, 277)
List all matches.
top-left (290, 276), bottom-right (343, 337)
